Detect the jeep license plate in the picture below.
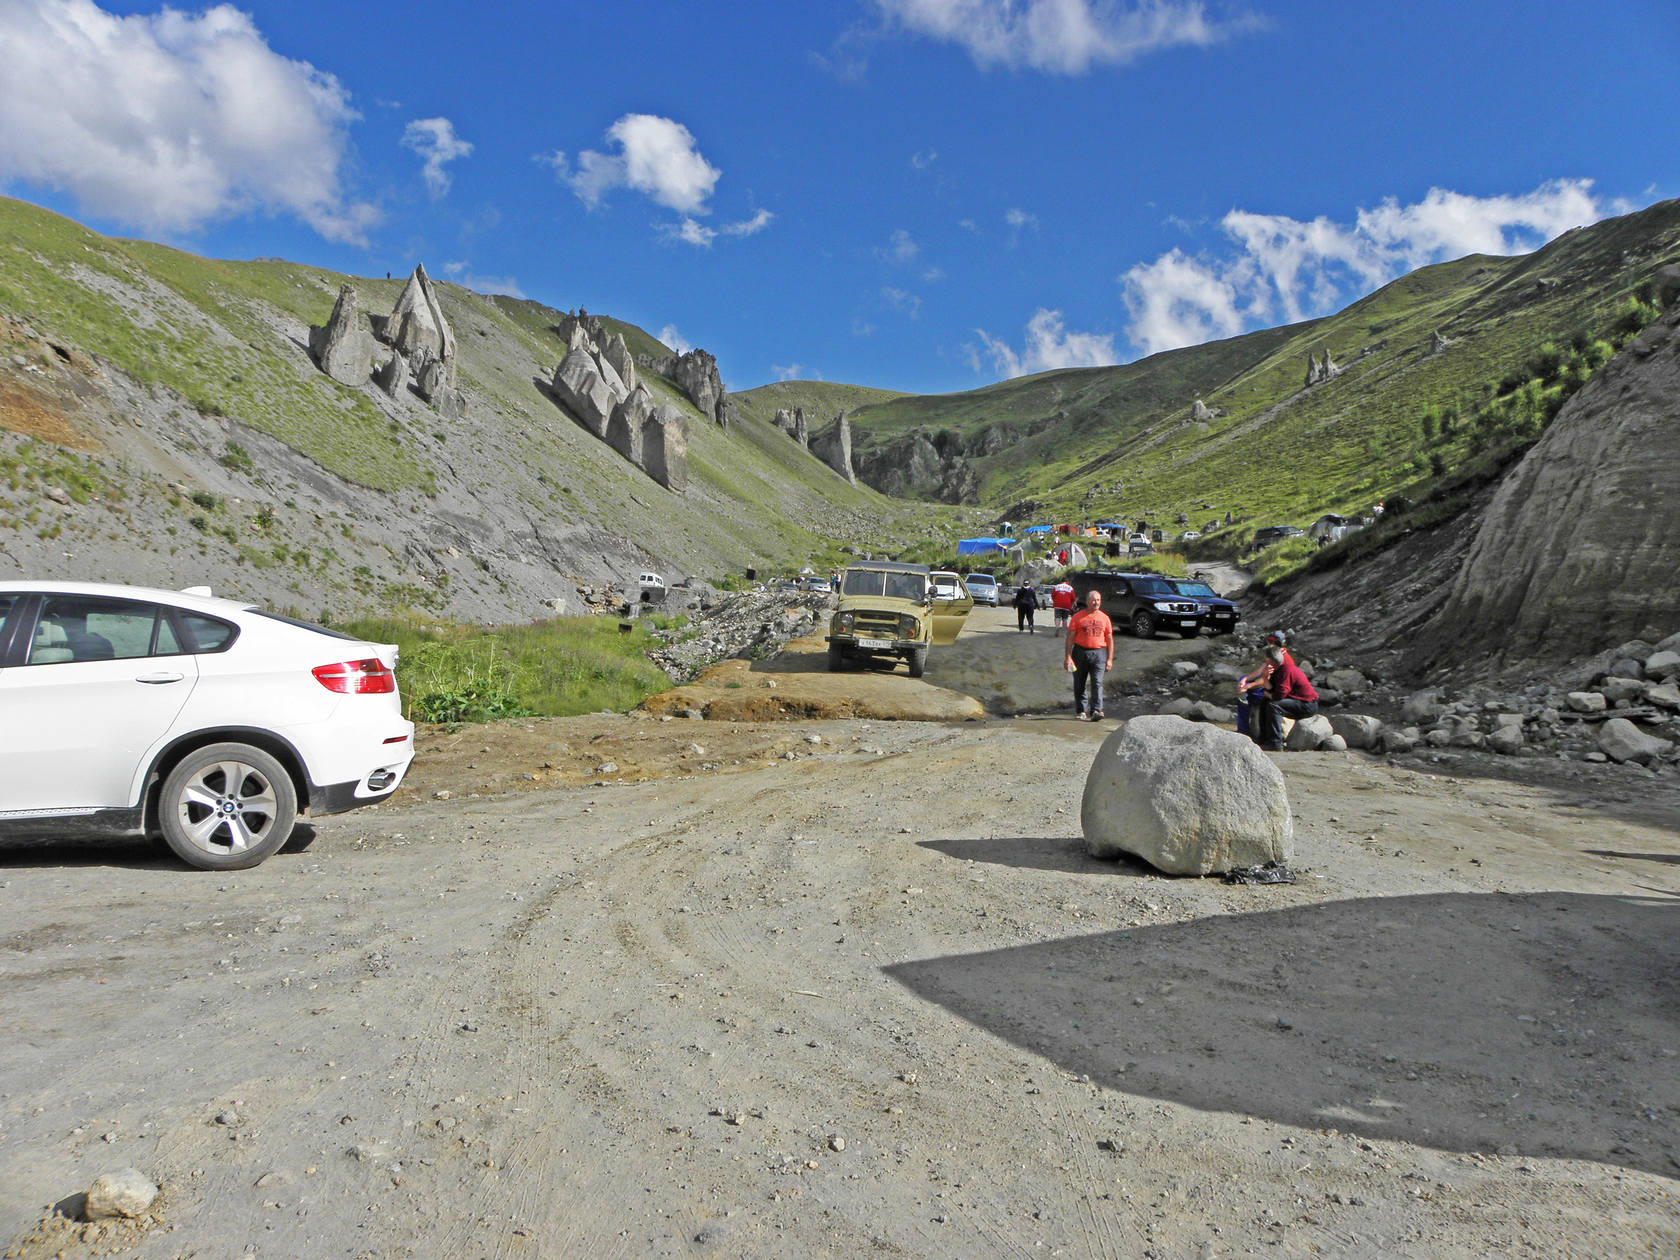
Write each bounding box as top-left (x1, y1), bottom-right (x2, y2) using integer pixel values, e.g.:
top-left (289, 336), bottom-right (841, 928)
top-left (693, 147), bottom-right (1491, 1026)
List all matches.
top-left (857, 637), bottom-right (892, 650)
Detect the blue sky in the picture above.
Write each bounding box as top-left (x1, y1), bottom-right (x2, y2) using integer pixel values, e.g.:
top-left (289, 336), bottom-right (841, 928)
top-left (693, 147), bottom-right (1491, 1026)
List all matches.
top-left (1, 1), bottom-right (1675, 395)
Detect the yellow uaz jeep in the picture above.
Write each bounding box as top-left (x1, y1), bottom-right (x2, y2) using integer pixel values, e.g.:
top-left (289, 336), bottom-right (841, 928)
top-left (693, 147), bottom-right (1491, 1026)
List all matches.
top-left (826, 562), bottom-right (971, 677)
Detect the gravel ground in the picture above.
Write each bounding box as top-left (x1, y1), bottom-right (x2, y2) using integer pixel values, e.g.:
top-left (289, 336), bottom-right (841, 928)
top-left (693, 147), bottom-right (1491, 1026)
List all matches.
top-left (2, 610), bottom-right (1677, 1259)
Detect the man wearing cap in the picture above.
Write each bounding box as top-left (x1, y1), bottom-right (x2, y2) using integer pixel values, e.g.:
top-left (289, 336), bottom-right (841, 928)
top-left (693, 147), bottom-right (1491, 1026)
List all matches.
top-left (1064, 590), bottom-right (1114, 720)
top-left (1250, 644), bottom-right (1318, 750)
top-left (1237, 631), bottom-right (1293, 738)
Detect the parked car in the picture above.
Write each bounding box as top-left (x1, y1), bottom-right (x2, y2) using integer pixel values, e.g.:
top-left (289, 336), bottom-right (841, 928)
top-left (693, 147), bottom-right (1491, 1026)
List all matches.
top-left (1251, 525), bottom-right (1306, 550)
top-left (964, 573), bottom-right (1000, 606)
top-left (799, 576), bottom-right (833, 595)
top-left (1127, 537), bottom-right (1155, 557)
top-left (1068, 569), bottom-right (1204, 639)
top-left (0, 582), bottom-right (415, 870)
top-left (827, 562), bottom-right (970, 676)
top-left (1167, 578), bottom-right (1241, 635)
top-left (1180, 530), bottom-right (1201, 542)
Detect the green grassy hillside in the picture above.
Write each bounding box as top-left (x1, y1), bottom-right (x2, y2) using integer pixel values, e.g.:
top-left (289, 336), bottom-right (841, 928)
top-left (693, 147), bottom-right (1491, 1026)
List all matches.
top-left (830, 199), bottom-right (1680, 531)
top-left (0, 196), bottom-right (962, 619)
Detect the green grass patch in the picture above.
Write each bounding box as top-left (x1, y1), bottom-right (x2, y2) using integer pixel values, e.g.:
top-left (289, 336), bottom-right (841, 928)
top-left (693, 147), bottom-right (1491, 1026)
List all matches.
top-left (337, 613), bottom-right (673, 722)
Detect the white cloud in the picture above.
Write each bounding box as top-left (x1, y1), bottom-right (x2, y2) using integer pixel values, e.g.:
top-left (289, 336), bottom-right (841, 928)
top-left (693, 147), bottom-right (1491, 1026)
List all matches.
top-left (1005, 207), bottom-right (1038, 230)
top-left (659, 324), bottom-right (692, 354)
top-left (1121, 179), bottom-right (1609, 355)
top-left (401, 117), bottom-right (471, 199)
top-left (723, 208), bottom-right (774, 237)
top-left (560, 113), bottom-right (719, 214)
top-left (0, 0), bottom-right (377, 242)
top-left (974, 308), bottom-right (1116, 378)
top-left (882, 285), bottom-right (922, 317)
top-left (439, 261), bottom-right (522, 298)
top-left (772, 363), bottom-right (805, 381)
top-left (664, 207), bottom-right (774, 248)
top-left (879, 228), bottom-right (920, 264)
top-left (872, 0), bottom-right (1251, 74)
top-left (910, 148), bottom-right (938, 170)
top-left (1120, 248), bottom-right (1248, 356)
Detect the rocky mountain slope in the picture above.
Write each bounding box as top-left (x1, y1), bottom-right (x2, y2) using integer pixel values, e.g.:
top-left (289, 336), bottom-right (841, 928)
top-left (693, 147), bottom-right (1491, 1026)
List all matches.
top-left (0, 197), bottom-right (954, 621)
top-left (770, 200), bottom-right (1680, 533)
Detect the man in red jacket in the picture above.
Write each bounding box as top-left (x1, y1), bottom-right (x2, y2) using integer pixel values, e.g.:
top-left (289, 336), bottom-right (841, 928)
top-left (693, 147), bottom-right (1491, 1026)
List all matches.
top-left (1251, 644), bottom-right (1318, 750)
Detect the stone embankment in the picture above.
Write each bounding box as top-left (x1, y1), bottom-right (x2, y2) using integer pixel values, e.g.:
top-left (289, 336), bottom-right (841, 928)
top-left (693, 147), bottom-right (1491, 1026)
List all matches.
top-left (1156, 629), bottom-right (1680, 770)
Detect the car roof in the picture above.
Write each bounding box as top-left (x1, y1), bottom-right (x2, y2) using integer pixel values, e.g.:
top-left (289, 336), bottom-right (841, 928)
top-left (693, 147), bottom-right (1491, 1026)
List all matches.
top-left (0, 579), bottom-right (258, 616)
top-left (846, 561), bottom-right (930, 575)
top-left (964, 572), bottom-right (996, 581)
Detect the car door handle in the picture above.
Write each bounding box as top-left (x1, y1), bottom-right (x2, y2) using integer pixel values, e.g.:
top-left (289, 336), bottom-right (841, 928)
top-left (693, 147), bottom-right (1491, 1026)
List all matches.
top-left (134, 671), bottom-right (186, 684)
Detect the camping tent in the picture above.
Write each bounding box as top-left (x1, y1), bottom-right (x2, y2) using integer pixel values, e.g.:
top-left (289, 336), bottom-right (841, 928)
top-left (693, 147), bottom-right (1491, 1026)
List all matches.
top-left (957, 537), bottom-right (1014, 555)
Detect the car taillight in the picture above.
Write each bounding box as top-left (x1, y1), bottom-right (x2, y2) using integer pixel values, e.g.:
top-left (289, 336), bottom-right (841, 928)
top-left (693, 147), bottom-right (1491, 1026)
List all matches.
top-left (312, 658), bottom-right (396, 694)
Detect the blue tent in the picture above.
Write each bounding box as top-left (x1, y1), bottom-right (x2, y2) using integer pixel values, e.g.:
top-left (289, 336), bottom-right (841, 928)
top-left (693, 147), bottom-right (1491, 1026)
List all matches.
top-left (1022, 524), bottom-right (1052, 534)
top-left (957, 537), bottom-right (1013, 555)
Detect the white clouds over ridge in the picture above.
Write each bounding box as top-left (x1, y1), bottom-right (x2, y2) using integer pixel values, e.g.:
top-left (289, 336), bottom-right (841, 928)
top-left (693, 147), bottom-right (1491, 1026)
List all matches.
top-left (975, 308), bottom-right (1115, 378)
top-left (0, 0), bottom-right (376, 242)
top-left (873, 0), bottom-right (1250, 74)
top-left (1123, 179), bottom-right (1610, 356)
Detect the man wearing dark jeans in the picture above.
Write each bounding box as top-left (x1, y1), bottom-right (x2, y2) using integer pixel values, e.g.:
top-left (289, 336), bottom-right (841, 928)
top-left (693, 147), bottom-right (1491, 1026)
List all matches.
top-left (1251, 644), bottom-right (1318, 749)
top-left (1063, 591), bottom-right (1114, 720)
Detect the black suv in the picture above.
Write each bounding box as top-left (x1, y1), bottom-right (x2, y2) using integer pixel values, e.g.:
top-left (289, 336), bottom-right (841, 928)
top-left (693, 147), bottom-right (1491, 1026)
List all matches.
top-left (1251, 525), bottom-right (1305, 550)
top-left (1068, 569), bottom-right (1203, 639)
top-left (1167, 577), bottom-right (1240, 635)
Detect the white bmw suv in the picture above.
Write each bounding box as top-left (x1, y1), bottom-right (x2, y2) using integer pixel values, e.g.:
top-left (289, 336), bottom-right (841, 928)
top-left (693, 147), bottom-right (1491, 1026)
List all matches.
top-left (0, 581), bottom-right (415, 870)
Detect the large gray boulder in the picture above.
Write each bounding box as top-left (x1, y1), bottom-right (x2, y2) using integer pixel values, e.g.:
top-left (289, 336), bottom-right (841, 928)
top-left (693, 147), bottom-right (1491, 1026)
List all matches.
top-left (641, 404), bottom-right (689, 491)
top-left (592, 347), bottom-right (629, 403)
top-left (1414, 306), bottom-right (1680, 666)
top-left (552, 347), bottom-right (616, 437)
top-left (1284, 713), bottom-right (1336, 750)
top-left (1081, 716), bottom-right (1293, 876)
top-left (1645, 649), bottom-right (1680, 679)
top-left (1328, 713), bottom-right (1384, 750)
top-left (372, 352), bottom-right (409, 398)
top-left (307, 284), bottom-right (374, 385)
top-left (1597, 717), bottom-right (1672, 765)
top-left (606, 384), bottom-right (653, 465)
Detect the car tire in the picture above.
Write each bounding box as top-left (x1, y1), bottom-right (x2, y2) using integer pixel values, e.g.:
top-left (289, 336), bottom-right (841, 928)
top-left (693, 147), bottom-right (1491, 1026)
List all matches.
top-left (906, 647), bottom-right (927, 678)
top-left (1132, 611), bottom-right (1156, 639)
top-left (159, 742), bottom-right (298, 871)
top-left (827, 643), bottom-right (846, 672)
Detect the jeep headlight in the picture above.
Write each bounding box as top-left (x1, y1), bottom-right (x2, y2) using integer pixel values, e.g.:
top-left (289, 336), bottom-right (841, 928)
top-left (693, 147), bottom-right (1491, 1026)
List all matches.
top-left (898, 613), bottom-right (919, 638)
top-left (1153, 601), bottom-right (1176, 611)
top-left (835, 612), bottom-right (854, 633)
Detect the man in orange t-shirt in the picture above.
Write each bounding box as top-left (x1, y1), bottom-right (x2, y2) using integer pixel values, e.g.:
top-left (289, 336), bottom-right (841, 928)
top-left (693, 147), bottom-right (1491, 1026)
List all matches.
top-left (1063, 591), bottom-right (1114, 720)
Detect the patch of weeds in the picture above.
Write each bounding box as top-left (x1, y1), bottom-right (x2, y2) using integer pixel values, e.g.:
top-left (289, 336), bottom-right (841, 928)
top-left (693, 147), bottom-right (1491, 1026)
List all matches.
top-left (218, 442), bottom-right (255, 475)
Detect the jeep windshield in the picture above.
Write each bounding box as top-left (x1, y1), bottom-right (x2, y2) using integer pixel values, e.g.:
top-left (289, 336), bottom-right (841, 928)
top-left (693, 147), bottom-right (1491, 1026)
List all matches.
top-left (1172, 581), bottom-right (1217, 598)
top-left (1131, 577), bottom-right (1178, 597)
top-left (842, 570), bottom-right (926, 601)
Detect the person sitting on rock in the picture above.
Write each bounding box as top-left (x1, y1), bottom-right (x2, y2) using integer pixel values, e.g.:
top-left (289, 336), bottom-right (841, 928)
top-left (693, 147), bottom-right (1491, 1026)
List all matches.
top-left (1250, 644), bottom-right (1318, 750)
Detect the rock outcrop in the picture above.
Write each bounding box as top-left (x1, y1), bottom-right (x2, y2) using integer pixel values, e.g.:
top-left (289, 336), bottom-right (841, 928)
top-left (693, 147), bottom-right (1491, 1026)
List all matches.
top-left (774, 407), bottom-right (811, 447)
top-left (1414, 304), bottom-right (1680, 666)
top-left (810, 413), bottom-right (856, 484)
top-left (307, 264), bottom-right (466, 417)
top-left (638, 347), bottom-right (729, 427)
top-left (1303, 347), bottom-right (1340, 387)
top-left (307, 285), bottom-right (375, 385)
top-left (1191, 398), bottom-right (1224, 421)
top-left (1081, 716), bottom-right (1293, 876)
top-left (641, 404), bottom-right (689, 491)
top-left (547, 329), bottom-right (688, 489)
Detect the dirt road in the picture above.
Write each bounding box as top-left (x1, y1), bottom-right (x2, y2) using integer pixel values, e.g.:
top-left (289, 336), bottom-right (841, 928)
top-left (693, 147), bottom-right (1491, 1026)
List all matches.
top-left (2, 612), bottom-right (1677, 1258)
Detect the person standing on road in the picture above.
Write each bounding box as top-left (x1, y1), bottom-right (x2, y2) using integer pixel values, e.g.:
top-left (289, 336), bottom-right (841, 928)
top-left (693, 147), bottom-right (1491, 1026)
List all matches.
top-left (1051, 580), bottom-right (1076, 629)
top-left (1064, 591), bottom-right (1114, 720)
top-left (1250, 644), bottom-right (1318, 750)
top-left (1013, 580), bottom-right (1038, 633)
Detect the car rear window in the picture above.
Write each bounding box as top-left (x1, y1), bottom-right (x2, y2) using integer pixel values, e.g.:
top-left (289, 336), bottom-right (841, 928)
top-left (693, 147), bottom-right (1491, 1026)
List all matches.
top-left (176, 612), bottom-right (238, 653)
top-left (245, 608), bottom-right (357, 641)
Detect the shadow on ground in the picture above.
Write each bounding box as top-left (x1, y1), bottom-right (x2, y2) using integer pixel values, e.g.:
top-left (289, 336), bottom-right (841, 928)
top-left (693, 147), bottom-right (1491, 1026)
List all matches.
top-left (886, 891), bottom-right (1680, 1179)
top-left (920, 835), bottom-right (1153, 877)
